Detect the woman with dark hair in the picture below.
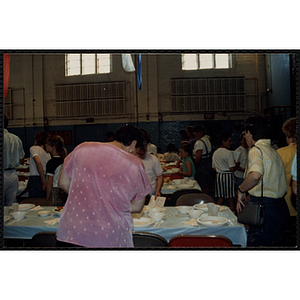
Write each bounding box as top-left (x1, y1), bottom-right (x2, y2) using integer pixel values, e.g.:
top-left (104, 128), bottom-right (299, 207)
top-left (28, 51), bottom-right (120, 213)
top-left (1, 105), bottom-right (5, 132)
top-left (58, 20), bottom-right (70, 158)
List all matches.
top-left (236, 116), bottom-right (289, 247)
top-left (186, 126), bottom-right (197, 147)
top-left (212, 132), bottom-right (236, 211)
top-left (163, 143), bottom-right (179, 162)
top-left (28, 131), bottom-right (51, 198)
top-left (276, 117), bottom-right (297, 245)
top-left (193, 124), bottom-right (213, 195)
top-left (45, 135), bottom-right (68, 205)
top-left (56, 124), bottom-right (151, 248)
top-left (177, 143), bottom-right (195, 179)
top-left (277, 117), bottom-right (297, 216)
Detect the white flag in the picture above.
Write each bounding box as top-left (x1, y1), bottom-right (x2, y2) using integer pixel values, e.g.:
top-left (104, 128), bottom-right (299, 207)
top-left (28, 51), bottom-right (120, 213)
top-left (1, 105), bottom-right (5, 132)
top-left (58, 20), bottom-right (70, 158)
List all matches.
top-left (122, 54), bottom-right (135, 72)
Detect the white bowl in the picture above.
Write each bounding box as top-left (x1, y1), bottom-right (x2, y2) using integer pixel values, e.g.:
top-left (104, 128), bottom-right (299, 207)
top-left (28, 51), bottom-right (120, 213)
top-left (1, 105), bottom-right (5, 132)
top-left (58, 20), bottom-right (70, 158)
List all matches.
top-left (11, 211), bottom-right (27, 220)
top-left (148, 212), bottom-right (165, 222)
top-left (148, 208), bottom-right (162, 214)
top-left (187, 209), bottom-right (203, 219)
top-left (193, 204), bottom-right (208, 212)
top-left (38, 210), bottom-right (51, 217)
top-left (53, 207), bottom-right (63, 216)
top-left (172, 179), bottom-right (182, 185)
top-left (176, 206), bottom-right (191, 214)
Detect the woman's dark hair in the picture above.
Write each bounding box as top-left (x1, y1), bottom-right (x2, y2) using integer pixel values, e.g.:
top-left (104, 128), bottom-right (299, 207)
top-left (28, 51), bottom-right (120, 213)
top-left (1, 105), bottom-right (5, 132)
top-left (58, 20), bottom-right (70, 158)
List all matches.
top-left (166, 143), bottom-right (177, 153)
top-left (180, 143), bottom-right (193, 157)
top-left (282, 117), bottom-right (296, 140)
top-left (139, 128), bottom-right (151, 144)
top-left (180, 143), bottom-right (195, 165)
top-left (115, 124), bottom-right (146, 149)
top-left (180, 130), bottom-right (189, 141)
top-left (217, 132), bottom-right (231, 147)
top-left (245, 116), bottom-right (270, 141)
top-left (35, 131), bottom-right (50, 147)
top-left (185, 126), bottom-right (195, 137)
top-left (106, 131), bottom-right (115, 139)
top-left (193, 124), bottom-right (206, 134)
top-left (240, 131), bottom-right (246, 141)
top-left (46, 135), bottom-right (67, 159)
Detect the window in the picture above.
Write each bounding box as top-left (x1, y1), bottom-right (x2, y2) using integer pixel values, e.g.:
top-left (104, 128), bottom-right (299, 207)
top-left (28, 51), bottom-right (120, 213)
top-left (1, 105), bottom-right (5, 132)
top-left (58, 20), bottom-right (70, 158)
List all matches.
top-left (65, 54), bottom-right (111, 76)
top-left (182, 53), bottom-right (232, 70)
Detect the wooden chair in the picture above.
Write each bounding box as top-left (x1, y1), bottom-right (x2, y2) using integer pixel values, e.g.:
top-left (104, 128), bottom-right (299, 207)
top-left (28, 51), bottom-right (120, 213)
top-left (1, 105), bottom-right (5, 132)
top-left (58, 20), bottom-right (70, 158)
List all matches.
top-left (20, 198), bottom-right (53, 206)
top-left (176, 193), bottom-right (215, 206)
top-left (133, 231), bottom-right (169, 248)
top-left (169, 234), bottom-right (233, 248)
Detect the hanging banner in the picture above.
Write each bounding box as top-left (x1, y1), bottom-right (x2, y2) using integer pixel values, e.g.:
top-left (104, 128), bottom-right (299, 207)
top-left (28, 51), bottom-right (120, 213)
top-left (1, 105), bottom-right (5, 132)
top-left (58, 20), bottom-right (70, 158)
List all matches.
top-left (137, 54), bottom-right (142, 91)
top-left (4, 54), bottom-right (10, 99)
top-left (122, 54), bottom-right (135, 72)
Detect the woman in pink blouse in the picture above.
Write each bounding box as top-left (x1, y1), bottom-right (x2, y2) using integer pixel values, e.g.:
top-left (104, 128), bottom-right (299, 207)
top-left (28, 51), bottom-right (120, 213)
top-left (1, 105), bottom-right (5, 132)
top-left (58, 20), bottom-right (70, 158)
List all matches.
top-left (56, 125), bottom-right (151, 248)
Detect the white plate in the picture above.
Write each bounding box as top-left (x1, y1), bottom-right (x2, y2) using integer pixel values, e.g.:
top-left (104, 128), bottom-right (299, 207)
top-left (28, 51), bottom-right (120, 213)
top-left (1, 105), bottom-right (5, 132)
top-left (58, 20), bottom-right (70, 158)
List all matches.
top-left (197, 216), bottom-right (228, 227)
top-left (133, 217), bottom-right (154, 228)
top-left (193, 204), bottom-right (208, 212)
top-left (4, 216), bottom-right (10, 223)
top-left (52, 209), bottom-right (63, 216)
top-left (38, 210), bottom-right (51, 217)
top-left (175, 183), bottom-right (194, 189)
top-left (18, 204), bottom-right (35, 211)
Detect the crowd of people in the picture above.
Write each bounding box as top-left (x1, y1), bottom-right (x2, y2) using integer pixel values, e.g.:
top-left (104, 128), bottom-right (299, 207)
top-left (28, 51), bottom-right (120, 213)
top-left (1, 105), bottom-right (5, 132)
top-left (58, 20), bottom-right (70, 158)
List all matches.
top-left (3, 114), bottom-right (297, 248)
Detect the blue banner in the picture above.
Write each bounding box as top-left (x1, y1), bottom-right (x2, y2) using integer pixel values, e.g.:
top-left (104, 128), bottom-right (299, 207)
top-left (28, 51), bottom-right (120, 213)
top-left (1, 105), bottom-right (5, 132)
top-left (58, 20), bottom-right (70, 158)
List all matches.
top-left (137, 54), bottom-right (142, 91)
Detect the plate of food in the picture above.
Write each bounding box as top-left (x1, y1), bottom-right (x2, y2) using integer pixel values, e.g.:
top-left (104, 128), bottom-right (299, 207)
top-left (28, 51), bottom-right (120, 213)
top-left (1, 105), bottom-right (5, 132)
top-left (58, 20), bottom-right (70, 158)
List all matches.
top-left (133, 217), bottom-right (154, 228)
top-left (174, 183), bottom-right (194, 189)
top-left (17, 204), bottom-right (35, 211)
top-left (197, 216), bottom-right (228, 227)
top-left (53, 206), bottom-right (64, 216)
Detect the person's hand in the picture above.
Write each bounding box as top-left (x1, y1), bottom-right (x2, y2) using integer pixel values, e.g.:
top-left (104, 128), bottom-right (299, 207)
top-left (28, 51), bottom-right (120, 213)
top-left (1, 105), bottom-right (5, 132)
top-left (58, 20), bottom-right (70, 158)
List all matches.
top-left (42, 180), bottom-right (47, 191)
top-left (154, 191), bottom-right (161, 199)
top-left (236, 190), bottom-right (247, 213)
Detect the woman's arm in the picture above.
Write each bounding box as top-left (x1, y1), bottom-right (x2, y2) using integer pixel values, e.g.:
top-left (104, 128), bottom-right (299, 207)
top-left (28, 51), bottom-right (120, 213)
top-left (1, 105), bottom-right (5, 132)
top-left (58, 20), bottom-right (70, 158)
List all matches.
top-left (292, 180), bottom-right (297, 195)
top-left (46, 176), bottom-right (54, 201)
top-left (194, 149), bottom-right (202, 165)
top-left (178, 160), bottom-right (192, 177)
top-left (175, 159), bottom-right (182, 168)
top-left (236, 171), bottom-right (262, 213)
top-left (154, 174), bottom-right (164, 198)
top-left (131, 197), bottom-right (146, 213)
top-left (33, 156), bottom-right (47, 190)
top-left (58, 167), bottom-right (71, 194)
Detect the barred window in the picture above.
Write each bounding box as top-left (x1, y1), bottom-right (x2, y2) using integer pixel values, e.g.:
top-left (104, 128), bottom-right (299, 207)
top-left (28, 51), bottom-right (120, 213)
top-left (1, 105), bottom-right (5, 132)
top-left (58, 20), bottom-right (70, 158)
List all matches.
top-left (182, 53), bottom-right (232, 70)
top-left (65, 54), bottom-right (111, 76)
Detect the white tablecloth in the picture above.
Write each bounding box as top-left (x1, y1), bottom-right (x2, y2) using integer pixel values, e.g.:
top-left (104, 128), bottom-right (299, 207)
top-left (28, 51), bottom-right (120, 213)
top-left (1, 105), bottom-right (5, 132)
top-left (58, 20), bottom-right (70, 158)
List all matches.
top-left (4, 206), bottom-right (247, 247)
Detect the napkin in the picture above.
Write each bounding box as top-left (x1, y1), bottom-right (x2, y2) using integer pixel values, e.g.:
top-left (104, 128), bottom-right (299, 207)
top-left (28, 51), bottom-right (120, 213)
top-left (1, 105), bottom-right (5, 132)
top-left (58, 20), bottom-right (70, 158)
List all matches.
top-left (165, 185), bottom-right (176, 189)
top-left (29, 205), bottom-right (43, 211)
top-left (45, 219), bottom-right (59, 226)
top-left (218, 205), bottom-right (229, 211)
top-left (182, 219), bottom-right (198, 226)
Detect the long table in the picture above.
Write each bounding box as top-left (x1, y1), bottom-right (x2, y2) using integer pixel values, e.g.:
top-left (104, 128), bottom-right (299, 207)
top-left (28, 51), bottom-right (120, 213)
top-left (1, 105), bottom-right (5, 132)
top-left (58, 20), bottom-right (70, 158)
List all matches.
top-left (4, 206), bottom-right (247, 247)
top-left (161, 181), bottom-right (201, 195)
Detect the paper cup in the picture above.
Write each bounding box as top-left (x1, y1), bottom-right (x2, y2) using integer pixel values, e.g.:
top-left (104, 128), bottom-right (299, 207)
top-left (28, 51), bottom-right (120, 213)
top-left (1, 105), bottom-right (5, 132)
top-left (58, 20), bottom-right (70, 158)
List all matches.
top-left (12, 203), bottom-right (19, 212)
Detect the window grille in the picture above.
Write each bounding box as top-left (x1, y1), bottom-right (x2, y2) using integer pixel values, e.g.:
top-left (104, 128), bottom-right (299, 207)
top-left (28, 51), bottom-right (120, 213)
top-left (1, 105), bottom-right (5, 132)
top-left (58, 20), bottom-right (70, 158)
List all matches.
top-left (170, 77), bottom-right (245, 112)
top-left (55, 82), bottom-right (126, 117)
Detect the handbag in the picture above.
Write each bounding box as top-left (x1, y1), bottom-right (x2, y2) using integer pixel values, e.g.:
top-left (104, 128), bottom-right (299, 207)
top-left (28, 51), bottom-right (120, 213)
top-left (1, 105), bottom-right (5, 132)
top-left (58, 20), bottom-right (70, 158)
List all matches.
top-left (237, 146), bottom-right (266, 227)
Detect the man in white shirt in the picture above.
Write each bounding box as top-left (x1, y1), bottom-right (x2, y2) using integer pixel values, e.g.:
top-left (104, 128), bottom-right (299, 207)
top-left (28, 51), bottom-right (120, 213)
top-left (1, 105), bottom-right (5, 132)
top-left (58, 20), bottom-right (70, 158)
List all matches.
top-left (3, 115), bottom-right (25, 206)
